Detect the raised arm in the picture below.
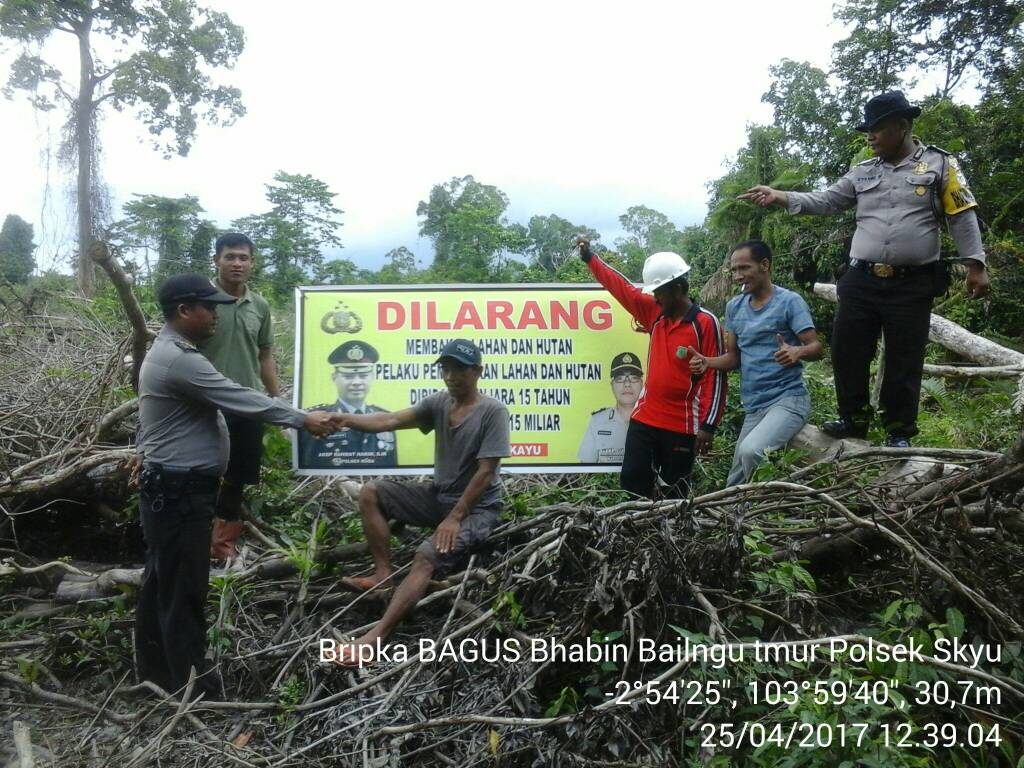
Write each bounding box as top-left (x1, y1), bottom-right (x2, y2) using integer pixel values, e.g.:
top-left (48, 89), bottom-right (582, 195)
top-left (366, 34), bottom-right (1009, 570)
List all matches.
top-left (577, 238), bottom-right (660, 329)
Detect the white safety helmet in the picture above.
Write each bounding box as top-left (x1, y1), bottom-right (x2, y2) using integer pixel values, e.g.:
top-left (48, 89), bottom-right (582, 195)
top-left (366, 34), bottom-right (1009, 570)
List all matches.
top-left (641, 251), bottom-right (691, 294)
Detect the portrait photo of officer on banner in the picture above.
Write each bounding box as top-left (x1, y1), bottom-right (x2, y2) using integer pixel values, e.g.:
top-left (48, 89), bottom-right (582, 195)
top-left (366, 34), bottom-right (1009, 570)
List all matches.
top-left (298, 339), bottom-right (398, 469)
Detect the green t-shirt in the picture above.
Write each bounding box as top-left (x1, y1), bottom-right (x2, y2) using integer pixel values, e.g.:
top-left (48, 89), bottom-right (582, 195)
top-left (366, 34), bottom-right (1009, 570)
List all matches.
top-left (199, 280), bottom-right (272, 392)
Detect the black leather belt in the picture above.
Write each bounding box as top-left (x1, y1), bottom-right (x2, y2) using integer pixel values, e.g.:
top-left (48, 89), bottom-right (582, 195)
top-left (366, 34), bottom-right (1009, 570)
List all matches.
top-left (141, 463), bottom-right (221, 495)
top-left (850, 259), bottom-right (932, 278)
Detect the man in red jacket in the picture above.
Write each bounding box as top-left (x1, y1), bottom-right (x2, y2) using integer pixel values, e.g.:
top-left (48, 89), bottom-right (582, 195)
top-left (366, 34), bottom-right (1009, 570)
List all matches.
top-left (577, 238), bottom-right (726, 498)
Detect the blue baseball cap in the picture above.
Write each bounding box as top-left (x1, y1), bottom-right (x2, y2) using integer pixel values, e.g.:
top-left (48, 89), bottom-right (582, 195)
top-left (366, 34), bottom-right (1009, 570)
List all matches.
top-left (435, 338), bottom-right (482, 367)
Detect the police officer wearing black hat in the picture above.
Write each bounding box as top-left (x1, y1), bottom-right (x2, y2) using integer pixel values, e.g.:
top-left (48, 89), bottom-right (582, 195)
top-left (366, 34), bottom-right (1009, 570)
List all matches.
top-left (577, 352), bottom-right (644, 464)
top-left (134, 274), bottom-right (339, 699)
top-left (299, 340), bottom-right (398, 468)
top-left (740, 91), bottom-right (990, 448)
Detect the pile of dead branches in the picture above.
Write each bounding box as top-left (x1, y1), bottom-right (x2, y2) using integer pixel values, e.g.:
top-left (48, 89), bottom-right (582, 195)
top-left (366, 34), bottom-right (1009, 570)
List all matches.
top-left (3, 257), bottom-right (1024, 764)
top-left (3, 452), bottom-right (1024, 766)
top-left (0, 296), bottom-right (147, 521)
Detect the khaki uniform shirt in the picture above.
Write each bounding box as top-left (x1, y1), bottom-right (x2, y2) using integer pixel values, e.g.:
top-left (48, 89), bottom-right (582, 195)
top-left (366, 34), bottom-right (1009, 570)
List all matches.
top-left (138, 327), bottom-right (305, 475)
top-left (786, 141), bottom-right (985, 266)
top-left (577, 406), bottom-right (629, 464)
top-left (198, 281), bottom-right (272, 391)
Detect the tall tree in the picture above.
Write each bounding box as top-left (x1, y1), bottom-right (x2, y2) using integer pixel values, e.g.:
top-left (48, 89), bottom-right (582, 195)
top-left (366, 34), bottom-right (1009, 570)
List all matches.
top-left (316, 258), bottom-right (369, 285)
top-left (523, 214), bottom-right (602, 275)
top-left (0, 0), bottom-right (245, 296)
top-left (0, 214), bottom-right (36, 283)
top-left (832, 0), bottom-right (1023, 103)
top-left (234, 171), bottom-right (344, 298)
top-left (113, 194), bottom-right (207, 282)
top-left (831, 0), bottom-right (914, 109)
top-left (416, 175), bottom-right (527, 282)
top-left (614, 205), bottom-right (688, 277)
top-left (762, 59), bottom-right (853, 179)
top-left (377, 246), bottom-right (418, 283)
top-left (184, 220), bottom-right (215, 274)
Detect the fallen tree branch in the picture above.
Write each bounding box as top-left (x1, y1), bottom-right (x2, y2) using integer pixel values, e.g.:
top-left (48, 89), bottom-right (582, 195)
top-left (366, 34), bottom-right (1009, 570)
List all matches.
top-left (89, 241), bottom-right (153, 393)
top-left (813, 282), bottom-right (1024, 367)
top-left (922, 363), bottom-right (1024, 379)
top-left (0, 449), bottom-right (133, 497)
top-left (0, 671), bottom-right (134, 725)
top-left (94, 398), bottom-right (139, 442)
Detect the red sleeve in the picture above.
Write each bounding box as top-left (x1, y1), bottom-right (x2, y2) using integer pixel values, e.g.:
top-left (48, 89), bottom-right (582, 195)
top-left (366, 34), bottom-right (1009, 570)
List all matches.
top-left (587, 255), bottom-right (660, 330)
top-left (696, 309), bottom-right (727, 432)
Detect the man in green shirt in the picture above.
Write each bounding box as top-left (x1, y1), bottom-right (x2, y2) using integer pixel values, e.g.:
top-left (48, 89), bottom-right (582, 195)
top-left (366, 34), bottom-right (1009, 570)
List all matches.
top-left (199, 233), bottom-right (282, 560)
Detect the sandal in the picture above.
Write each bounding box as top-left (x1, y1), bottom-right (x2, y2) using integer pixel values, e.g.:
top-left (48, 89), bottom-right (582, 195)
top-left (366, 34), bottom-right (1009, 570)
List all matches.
top-left (341, 576), bottom-right (392, 596)
top-left (321, 638), bottom-right (373, 668)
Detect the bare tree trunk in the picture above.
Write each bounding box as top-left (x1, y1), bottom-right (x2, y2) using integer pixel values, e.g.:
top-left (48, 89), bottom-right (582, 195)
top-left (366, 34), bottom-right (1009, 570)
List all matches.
top-left (75, 17), bottom-right (96, 298)
top-left (813, 283), bottom-right (1024, 367)
top-left (89, 241), bottom-right (152, 392)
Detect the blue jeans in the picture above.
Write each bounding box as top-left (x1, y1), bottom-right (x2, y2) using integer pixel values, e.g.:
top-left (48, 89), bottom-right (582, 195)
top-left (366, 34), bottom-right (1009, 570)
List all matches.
top-left (726, 394), bottom-right (811, 487)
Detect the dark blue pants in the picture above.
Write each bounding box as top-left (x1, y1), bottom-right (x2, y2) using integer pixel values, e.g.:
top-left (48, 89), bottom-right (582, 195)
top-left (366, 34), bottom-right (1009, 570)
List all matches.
top-left (620, 420), bottom-right (695, 500)
top-left (833, 266), bottom-right (935, 438)
top-left (135, 469), bottom-right (220, 700)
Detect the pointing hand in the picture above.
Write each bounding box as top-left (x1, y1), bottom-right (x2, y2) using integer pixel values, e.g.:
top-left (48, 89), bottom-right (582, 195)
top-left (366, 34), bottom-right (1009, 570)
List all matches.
top-left (738, 185), bottom-right (786, 208)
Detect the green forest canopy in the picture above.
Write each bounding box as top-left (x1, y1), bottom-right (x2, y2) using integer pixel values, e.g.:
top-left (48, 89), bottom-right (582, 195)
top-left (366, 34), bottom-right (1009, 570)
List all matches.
top-left (5, 0), bottom-right (1023, 339)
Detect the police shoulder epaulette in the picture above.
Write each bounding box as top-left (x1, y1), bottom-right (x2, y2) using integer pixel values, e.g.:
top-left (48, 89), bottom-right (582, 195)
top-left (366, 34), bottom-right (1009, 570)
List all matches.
top-left (310, 403), bottom-right (331, 410)
top-left (926, 144), bottom-right (952, 156)
top-left (856, 157), bottom-right (879, 166)
top-left (173, 340), bottom-right (199, 353)
top-left (591, 407), bottom-right (608, 416)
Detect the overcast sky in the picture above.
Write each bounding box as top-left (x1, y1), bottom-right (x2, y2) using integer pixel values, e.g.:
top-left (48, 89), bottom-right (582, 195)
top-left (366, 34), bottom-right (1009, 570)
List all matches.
top-left (1, 0), bottom-right (842, 273)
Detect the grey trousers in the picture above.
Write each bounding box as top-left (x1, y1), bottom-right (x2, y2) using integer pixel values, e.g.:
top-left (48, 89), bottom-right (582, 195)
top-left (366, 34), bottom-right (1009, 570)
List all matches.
top-left (726, 394), bottom-right (811, 487)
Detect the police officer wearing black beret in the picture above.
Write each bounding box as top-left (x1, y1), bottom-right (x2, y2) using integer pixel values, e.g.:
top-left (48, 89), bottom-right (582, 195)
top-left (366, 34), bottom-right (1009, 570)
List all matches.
top-left (135, 274), bottom-right (338, 699)
top-left (740, 91), bottom-right (990, 448)
top-left (299, 340), bottom-right (398, 468)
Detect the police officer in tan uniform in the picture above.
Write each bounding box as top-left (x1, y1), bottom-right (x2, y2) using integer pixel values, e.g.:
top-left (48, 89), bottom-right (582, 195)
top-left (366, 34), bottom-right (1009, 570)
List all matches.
top-left (577, 352), bottom-right (644, 464)
top-left (299, 340), bottom-right (398, 468)
top-left (740, 91), bottom-right (990, 447)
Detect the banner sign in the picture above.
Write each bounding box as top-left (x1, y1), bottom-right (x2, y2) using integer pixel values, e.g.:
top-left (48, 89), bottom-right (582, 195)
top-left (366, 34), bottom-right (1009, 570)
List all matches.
top-left (293, 284), bottom-right (650, 475)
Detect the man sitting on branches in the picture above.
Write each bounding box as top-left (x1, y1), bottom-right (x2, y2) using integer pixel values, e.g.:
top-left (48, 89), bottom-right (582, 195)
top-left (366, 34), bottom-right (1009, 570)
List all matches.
top-left (323, 339), bottom-right (510, 667)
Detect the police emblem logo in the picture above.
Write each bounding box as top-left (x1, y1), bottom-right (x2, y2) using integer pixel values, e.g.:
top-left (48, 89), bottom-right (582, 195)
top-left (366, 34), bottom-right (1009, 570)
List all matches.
top-left (320, 302), bottom-right (364, 335)
top-left (915, 186), bottom-right (927, 196)
top-left (914, 161), bottom-right (928, 174)
top-left (623, 354), bottom-right (633, 363)
top-left (347, 347), bottom-right (365, 361)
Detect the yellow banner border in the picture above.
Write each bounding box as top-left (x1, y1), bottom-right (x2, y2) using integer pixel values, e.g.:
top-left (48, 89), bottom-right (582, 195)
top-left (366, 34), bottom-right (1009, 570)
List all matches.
top-left (292, 282), bottom-right (641, 477)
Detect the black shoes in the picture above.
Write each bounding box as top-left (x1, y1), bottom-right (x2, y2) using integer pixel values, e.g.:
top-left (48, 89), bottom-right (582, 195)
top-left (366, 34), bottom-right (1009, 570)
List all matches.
top-left (885, 435), bottom-right (911, 448)
top-left (822, 418), bottom-right (914, 447)
top-left (821, 418), bottom-right (868, 440)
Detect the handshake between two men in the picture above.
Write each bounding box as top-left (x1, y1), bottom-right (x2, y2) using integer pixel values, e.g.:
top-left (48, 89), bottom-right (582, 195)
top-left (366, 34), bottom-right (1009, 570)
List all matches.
top-left (302, 410), bottom-right (350, 438)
